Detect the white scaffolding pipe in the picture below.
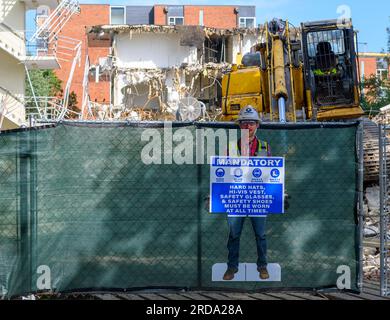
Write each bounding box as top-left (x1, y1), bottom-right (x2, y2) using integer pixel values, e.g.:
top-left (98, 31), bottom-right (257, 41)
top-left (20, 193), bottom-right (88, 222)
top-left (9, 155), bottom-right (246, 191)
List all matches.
top-left (81, 55), bottom-right (90, 119)
top-left (59, 41), bottom-right (82, 120)
top-left (25, 65), bottom-right (43, 119)
top-left (30, 0), bottom-right (80, 43)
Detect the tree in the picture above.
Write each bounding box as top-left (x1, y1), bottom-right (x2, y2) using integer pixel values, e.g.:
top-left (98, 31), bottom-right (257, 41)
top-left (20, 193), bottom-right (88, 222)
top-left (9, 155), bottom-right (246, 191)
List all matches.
top-left (361, 20), bottom-right (390, 116)
top-left (25, 70), bottom-right (81, 118)
top-left (25, 69), bottom-right (62, 97)
top-left (361, 75), bottom-right (390, 115)
top-left (66, 91), bottom-right (80, 118)
top-left (25, 70), bottom-right (63, 118)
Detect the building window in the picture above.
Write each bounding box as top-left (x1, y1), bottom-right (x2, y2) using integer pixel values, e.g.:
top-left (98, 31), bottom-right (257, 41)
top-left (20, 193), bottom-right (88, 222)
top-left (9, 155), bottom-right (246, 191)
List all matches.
top-left (239, 17), bottom-right (255, 28)
top-left (111, 7), bottom-right (125, 25)
top-left (168, 16), bottom-right (184, 26)
top-left (377, 69), bottom-right (389, 81)
top-left (376, 58), bottom-right (389, 80)
top-left (306, 30), bottom-right (345, 58)
top-left (36, 5), bottom-right (50, 17)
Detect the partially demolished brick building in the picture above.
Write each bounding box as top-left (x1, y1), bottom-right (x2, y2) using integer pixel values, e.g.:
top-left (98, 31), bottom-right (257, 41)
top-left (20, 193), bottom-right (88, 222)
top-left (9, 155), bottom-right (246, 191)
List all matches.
top-left (54, 4), bottom-right (259, 120)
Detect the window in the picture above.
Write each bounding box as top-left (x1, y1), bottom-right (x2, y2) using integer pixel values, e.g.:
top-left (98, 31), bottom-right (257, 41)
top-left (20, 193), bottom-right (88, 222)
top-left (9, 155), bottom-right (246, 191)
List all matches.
top-left (111, 7), bottom-right (125, 25)
top-left (377, 58), bottom-right (388, 71)
top-left (36, 5), bottom-right (50, 17)
top-left (168, 16), bottom-right (184, 26)
top-left (307, 30), bottom-right (345, 58)
top-left (239, 17), bottom-right (255, 28)
top-left (377, 69), bottom-right (389, 81)
top-left (36, 38), bottom-right (49, 52)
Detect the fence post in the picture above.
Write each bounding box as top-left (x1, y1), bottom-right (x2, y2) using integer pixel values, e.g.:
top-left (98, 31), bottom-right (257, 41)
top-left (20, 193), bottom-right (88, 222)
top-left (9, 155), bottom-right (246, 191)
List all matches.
top-left (379, 124), bottom-right (389, 296)
top-left (29, 120), bottom-right (38, 292)
top-left (357, 121), bottom-right (364, 291)
top-left (196, 126), bottom-right (203, 289)
top-left (17, 130), bottom-right (32, 295)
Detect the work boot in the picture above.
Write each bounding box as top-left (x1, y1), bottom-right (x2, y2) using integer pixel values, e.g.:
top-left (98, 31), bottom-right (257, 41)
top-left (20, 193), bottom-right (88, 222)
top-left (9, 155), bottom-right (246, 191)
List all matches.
top-left (223, 268), bottom-right (238, 281)
top-left (258, 266), bottom-right (269, 280)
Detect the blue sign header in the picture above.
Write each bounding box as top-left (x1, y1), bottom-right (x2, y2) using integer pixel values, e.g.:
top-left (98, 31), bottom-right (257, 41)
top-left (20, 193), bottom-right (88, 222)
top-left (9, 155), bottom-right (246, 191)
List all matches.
top-left (212, 157), bottom-right (284, 168)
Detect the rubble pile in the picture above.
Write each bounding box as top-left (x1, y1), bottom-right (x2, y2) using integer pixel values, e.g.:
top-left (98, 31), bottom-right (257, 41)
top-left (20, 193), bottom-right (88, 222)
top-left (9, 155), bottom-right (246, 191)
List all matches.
top-left (92, 62), bottom-right (229, 121)
top-left (371, 104), bottom-right (390, 125)
top-left (363, 186), bottom-right (390, 280)
top-left (90, 24), bottom-right (263, 37)
top-left (84, 23), bottom-right (252, 122)
top-left (363, 248), bottom-right (380, 280)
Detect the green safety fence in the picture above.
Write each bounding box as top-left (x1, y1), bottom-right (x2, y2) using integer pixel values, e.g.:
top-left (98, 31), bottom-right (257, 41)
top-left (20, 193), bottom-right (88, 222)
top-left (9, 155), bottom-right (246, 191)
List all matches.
top-left (0, 121), bottom-right (362, 297)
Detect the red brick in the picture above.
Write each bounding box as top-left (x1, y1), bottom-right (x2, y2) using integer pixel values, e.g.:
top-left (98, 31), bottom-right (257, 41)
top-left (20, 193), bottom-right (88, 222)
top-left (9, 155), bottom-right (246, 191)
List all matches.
top-left (154, 5), bottom-right (238, 28)
top-left (154, 5), bottom-right (166, 25)
top-left (54, 4), bottom-right (243, 113)
top-left (184, 6), bottom-right (237, 28)
top-left (359, 57), bottom-right (377, 78)
top-left (54, 4), bottom-right (110, 113)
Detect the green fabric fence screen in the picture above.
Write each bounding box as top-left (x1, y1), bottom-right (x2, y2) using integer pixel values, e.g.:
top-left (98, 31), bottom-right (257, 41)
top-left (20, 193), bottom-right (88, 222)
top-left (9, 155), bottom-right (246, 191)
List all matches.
top-left (0, 121), bottom-right (362, 297)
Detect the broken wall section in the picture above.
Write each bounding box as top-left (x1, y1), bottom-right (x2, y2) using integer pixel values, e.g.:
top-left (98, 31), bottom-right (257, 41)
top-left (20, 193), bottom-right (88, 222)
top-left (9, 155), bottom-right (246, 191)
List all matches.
top-left (89, 25), bottom-right (260, 120)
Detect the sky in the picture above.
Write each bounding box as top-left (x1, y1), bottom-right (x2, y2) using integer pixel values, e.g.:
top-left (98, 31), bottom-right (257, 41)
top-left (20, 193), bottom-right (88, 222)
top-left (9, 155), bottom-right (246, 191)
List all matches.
top-left (29, 0), bottom-right (390, 53)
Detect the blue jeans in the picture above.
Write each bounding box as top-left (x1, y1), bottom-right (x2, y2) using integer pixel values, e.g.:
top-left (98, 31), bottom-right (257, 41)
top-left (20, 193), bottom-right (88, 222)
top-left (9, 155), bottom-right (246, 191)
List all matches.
top-left (227, 216), bottom-right (267, 270)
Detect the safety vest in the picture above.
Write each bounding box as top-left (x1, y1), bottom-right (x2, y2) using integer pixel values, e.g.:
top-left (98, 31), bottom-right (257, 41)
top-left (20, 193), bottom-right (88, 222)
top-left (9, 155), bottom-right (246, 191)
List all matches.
top-left (314, 68), bottom-right (337, 76)
top-left (228, 138), bottom-right (271, 157)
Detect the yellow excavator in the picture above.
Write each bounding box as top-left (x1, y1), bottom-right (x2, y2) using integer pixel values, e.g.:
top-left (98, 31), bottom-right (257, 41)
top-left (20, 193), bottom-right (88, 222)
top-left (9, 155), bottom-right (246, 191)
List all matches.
top-left (221, 18), bottom-right (364, 122)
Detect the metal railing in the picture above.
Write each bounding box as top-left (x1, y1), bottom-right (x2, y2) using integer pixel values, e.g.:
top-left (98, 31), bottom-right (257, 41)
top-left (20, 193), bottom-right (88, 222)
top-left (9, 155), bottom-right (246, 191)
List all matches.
top-left (25, 96), bottom-right (81, 122)
top-left (0, 86), bottom-right (25, 129)
top-left (24, 31), bottom-right (81, 61)
top-left (29, 0), bottom-right (80, 44)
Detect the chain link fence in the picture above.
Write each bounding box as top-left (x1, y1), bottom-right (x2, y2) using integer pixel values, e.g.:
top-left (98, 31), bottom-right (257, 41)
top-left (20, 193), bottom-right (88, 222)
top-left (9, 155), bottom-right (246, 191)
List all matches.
top-left (0, 121), bottom-right (363, 297)
top-left (379, 125), bottom-right (390, 296)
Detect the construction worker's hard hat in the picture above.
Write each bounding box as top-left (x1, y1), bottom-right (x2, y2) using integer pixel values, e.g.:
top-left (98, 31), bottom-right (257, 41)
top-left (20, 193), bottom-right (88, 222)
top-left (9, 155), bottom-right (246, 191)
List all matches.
top-left (237, 105), bottom-right (261, 122)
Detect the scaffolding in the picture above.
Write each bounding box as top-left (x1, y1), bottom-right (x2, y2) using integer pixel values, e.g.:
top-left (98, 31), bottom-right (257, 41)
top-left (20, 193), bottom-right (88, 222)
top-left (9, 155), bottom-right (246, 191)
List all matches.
top-left (24, 0), bottom-right (81, 123)
top-left (29, 0), bottom-right (80, 44)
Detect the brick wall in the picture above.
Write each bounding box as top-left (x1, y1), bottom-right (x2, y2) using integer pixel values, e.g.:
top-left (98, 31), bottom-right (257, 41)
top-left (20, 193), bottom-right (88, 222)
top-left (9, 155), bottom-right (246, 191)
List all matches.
top-left (359, 57), bottom-right (377, 79)
top-left (184, 6), bottom-right (237, 28)
top-left (153, 5), bottom-right (238, 28)
top-left (153, 5), bottom-right (166, 25)
top-left (54, 4), bottom-right (110, 111)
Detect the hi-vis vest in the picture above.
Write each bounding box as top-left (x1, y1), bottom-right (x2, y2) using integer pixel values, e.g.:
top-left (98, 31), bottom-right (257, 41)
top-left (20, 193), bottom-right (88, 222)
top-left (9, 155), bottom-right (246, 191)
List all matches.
top-left (314, 68), bottom-right (337, 76)
top-left (228, 138), bottom-right (271, 157)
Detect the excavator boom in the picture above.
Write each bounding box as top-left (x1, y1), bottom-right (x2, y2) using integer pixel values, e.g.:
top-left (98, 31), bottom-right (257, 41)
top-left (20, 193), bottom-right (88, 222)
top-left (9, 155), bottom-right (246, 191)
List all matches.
top-left (221, 18), bottom-right (364, 122)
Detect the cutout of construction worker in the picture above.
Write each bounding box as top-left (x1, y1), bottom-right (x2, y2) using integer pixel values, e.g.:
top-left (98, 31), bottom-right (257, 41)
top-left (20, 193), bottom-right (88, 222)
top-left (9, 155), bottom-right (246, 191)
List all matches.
top-left (223, 105), bottom-right (272, 281)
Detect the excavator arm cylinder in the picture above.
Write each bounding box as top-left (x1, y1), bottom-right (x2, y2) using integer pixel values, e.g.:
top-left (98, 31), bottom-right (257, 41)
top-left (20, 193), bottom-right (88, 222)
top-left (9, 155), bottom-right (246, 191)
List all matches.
top-left (273, 39), bottom-right (288, 100)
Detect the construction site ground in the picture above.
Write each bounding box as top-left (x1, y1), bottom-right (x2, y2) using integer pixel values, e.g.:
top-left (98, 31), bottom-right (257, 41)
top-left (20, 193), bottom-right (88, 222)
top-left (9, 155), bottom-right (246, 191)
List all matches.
top-left (13, 279), bottom-right (387, 301)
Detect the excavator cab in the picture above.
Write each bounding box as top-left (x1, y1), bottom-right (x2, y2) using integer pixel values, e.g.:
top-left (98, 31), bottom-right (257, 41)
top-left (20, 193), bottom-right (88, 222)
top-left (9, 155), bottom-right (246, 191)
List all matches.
top-left (301, 19), bottom-right (364, 120)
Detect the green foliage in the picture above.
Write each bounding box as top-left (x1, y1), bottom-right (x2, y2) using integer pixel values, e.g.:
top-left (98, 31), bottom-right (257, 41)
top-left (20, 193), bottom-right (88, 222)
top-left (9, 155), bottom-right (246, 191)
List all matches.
top-left (361, 21), bottom-right (390, 116)
top-left (25, 70), bottom-right (80, 117)
top-left (67, 91), bottom-right (80, 118)
top-left (68, 91), bottom-right (78, 108)
top-left (361, 75), bottom-right (390, 115)
top-left (25, 69), bottom-right (62, 97)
